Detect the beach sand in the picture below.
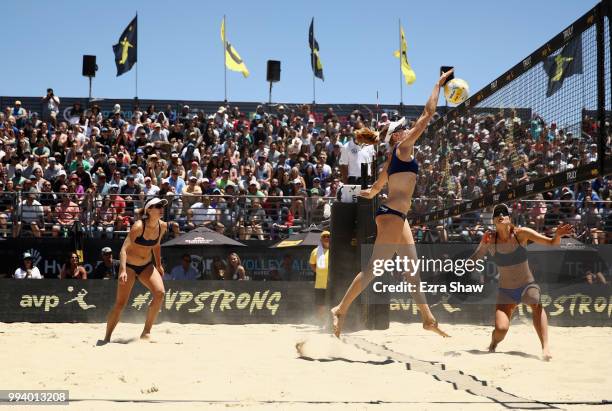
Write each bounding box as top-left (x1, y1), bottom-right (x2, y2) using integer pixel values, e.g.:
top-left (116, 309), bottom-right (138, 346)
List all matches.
top-left (0, 322), bottom-right (610, 410)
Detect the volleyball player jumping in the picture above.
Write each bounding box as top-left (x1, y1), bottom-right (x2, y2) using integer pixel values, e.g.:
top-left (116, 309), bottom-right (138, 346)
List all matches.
top-left (331, 69), bottom-right (455, 338)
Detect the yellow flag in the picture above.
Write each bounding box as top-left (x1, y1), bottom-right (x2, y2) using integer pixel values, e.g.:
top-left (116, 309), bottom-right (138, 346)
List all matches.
top-left (393, 26), bottom-right (416, 85)
top-left (221, 18), bottom-right (250, 78)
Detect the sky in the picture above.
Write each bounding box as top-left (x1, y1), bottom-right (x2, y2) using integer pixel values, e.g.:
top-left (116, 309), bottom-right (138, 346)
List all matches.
top-left (0, 0), bottom-right (600, 105)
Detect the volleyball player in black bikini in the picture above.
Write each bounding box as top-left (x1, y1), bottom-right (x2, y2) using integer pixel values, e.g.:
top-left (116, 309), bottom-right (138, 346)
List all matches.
top-left (469, 203), bottom-right (573, 361)
top-left (331, 69), bottom-right (455, 338)
top-left (103, 197), bottom-right (169, 342)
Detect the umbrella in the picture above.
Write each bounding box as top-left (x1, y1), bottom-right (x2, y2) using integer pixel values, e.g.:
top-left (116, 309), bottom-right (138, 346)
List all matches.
top-left (161, 226), bottom-right (245, 280)
top-left (162, 226), bottom-right (245, 248)
top-left (269, 227), bottom-right (325, 248)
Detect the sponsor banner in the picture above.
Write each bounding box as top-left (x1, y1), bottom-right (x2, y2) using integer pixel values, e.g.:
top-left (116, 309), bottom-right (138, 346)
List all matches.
top-left (390, 284), bottom-right (612, 327)
top-left (0, 279), bottom-right (609, 326)
top-left (0, 238), bottom-right (313, 282)
top-left (0, 279), bottom-right (315, 324)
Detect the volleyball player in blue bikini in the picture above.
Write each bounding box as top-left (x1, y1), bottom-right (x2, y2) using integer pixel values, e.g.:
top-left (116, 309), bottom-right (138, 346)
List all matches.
top-left (469, 203), bottom-right (573, 361)
top-left (331, 69), bottom-right (455, 338)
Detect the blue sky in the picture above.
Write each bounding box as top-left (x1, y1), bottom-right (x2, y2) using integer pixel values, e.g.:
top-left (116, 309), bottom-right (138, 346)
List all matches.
top-left (1, 1), bottom-right (600, 105)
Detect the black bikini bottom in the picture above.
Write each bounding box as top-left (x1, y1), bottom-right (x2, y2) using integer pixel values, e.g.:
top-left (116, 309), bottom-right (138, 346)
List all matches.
top-left (126, 260), bottom-right (153, 276)
top-left (375, 205), bottom-right (407, 220)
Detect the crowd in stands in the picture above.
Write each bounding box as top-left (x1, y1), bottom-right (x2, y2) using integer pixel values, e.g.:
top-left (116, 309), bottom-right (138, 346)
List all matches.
top-left (0, 89), bottom-right (611, 245)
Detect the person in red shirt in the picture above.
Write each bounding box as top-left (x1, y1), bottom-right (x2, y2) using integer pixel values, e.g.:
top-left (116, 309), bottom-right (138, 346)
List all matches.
top-left (109, 184), bottom-right (129, 230)
top-left (52, 187), bottom-right (80, 237)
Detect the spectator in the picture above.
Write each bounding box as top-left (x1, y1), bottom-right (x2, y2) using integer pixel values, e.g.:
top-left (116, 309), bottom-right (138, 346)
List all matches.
top-left (53, 191), bottom-right (80, 237)
top-left (142, 176), bottom-right (160, 199)
top-left (238, 198), bottom-right (265, 240)
top-left (170, 254), bottom-right (199, 280)
top-left (14, 193), bottom-right (44, 238)
top-left (42, 88), bottom-right (60, 122)
top-left (167, 168), bottom-right (185, 194)
top-left (309, 231), bottom-right (330, 323)
top-left (226, 252), bottom-right (247, 280)
top-left (339, 133), bottom-right (375, 184)
top-left (13, 252), bottom-right (43, 279)
top-left (12, 100), bottom-right (28, 128)
top-left (182, 175), bottom-right (202, 213)
top-left (187, 195), bottom-right (217, 230)
top-left (95, 196), bottom-right (117, 238)
top-left (210, 256), bottom-right (228, 280)
top-left (60, 252), bottom-right (87, 279)
top-left (91, 247), bottom-right (119, 279)
top-left (584, 270), bottom-right (607, 285)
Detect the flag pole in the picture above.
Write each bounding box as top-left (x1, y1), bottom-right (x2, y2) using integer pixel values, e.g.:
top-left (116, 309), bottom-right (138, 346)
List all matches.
top-left (398, 19), bottom-right (403, 114)
top-left (223, 15), bottom-right (227, 103)
top-left (135, 11), bottom-right (138, 99)
top-left (311, 17), bottom-right (316, 106)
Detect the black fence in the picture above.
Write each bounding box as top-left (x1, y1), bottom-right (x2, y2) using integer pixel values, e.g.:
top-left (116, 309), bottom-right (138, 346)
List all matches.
top-left (410, 1), bottom-right (612, 225)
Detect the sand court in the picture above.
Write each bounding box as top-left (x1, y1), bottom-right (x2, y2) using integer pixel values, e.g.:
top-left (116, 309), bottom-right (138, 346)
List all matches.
top-left (1, 321), bottom-right (610, 410)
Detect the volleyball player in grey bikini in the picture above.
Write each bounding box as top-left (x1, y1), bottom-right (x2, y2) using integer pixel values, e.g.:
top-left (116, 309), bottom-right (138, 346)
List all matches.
top-left (469, 203), bottom-right (573, 360)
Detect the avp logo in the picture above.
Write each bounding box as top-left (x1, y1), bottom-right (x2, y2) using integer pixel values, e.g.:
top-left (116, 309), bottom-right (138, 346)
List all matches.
top-left (566, 170), bottom-right (577, 182)
top-left (526, 183), bottom-right (535, 193)
top-left (490, 80), bottom-right (498, 90)
top-left (563, 26), bottom-right (574, 41)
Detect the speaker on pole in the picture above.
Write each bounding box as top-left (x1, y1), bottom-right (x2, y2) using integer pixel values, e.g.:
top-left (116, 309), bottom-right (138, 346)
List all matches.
top-left (266, 60), bottom-right (281, 82)
top-left (82, 55), bottom-right (97, 77)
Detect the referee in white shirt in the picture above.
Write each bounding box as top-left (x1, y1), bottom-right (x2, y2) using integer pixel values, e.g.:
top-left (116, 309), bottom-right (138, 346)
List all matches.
top-left (339, 134), bottom-right (375, 185)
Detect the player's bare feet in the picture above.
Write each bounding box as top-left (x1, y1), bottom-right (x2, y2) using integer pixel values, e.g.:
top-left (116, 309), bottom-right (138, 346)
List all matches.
top-left (331, 306), bottom-right (345, 338)
top-left (423, 318), bottom-right (450, 338)
top-left (488, 339), bottom-right (498, 352)
top-left (140, 333), bottom-right (151, 340)
top-left (542, 348), bottom-right (552, 361)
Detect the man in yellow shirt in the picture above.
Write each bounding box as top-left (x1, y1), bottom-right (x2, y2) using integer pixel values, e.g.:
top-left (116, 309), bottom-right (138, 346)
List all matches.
top-left (309, 231), bottom-right (330, 324)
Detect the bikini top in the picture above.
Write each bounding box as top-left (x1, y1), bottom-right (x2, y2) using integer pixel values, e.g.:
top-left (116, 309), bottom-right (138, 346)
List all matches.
top-left (490, 231), bottom-right (528, 267)
top-left (388, 145), bottom-right (419, 177)
top-left (134, 221), bottom-right (161, 246)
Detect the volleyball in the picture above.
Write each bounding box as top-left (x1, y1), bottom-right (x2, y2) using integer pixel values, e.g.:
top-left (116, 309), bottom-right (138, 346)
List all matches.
top-left (444, 78), bottom-right (470, 105)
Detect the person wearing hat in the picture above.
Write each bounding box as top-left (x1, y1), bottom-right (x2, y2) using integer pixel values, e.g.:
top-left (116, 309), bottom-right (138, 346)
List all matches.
top-left (103, 197), bottom-right (169, 343)
top-left (331, 69), bottom-right (456, 339)
top-left (12, 100), bottom-right (28, 128)
top-left (186, 160), bottom-right (203, 181)
top-left (14, 252), bottom-right (43, 279)
top-left (309, 231), bottom-right (331, 324)
top-left (467, 203), bottom-right (574, 361)
top-left (182, 175), bottom-right (203, 213)
top-left (120, 173), bottom-right (142, 215)
top-left (142, 176), bottom-right (160, 199)
top-left (91, 247), bottom-right (120, 280)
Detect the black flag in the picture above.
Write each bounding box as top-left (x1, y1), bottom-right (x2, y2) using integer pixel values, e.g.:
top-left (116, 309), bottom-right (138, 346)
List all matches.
top-left (113, 16), bottom-right (138, 77)
top-left (543, 34), bottom-right (583, 97)
top-left (309, 18), bottom-right (324, 81)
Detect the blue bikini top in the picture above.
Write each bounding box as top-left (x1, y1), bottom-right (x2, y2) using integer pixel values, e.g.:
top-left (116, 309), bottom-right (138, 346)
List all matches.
top-left (388, 145), bottom-right (419, 176)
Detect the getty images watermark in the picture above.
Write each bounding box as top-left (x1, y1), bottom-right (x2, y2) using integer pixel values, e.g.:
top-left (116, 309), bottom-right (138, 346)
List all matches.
top-left (359, 244), bottom-right (494, 303)
top-left (371, 254), bottom-right (486, 294)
